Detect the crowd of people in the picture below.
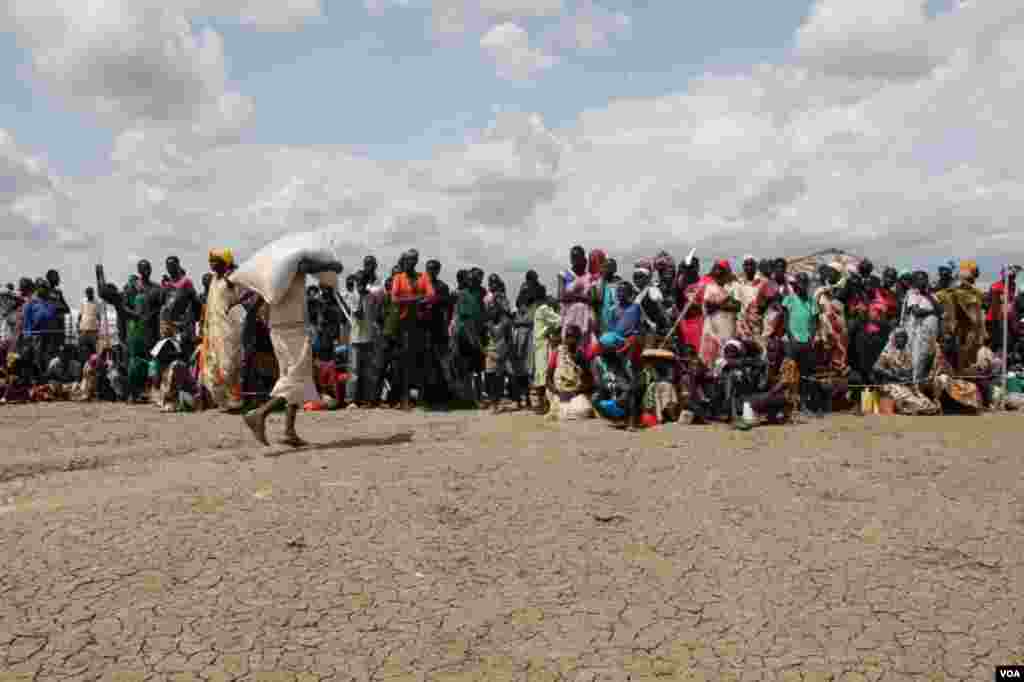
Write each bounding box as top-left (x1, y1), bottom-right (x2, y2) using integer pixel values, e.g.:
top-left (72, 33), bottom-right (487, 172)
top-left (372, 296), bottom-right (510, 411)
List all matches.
top-left (2, 246), bottom-right (1023, 436)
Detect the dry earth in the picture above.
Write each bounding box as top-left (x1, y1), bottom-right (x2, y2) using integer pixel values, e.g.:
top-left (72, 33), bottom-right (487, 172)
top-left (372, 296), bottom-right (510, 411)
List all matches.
top-left (0, 403), bottom-right (1023, 682)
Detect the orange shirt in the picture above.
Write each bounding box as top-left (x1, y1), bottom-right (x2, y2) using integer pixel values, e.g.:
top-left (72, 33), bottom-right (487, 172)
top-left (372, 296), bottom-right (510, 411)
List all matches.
top-left (391, 272), bottom-right (435, 320)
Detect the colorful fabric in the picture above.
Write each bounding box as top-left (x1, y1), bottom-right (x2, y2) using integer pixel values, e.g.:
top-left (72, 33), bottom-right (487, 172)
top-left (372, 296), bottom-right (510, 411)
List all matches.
top-left (814, 285), bottom-right (849, 376)
top-left (532, 303), bottom-right (560, 387)
top-left (726, 277), bottom-right (758, 320)
top-left (949, 284), bottom-right (986, 372)
top-left (561, 271), bottom-right (597, 341)
top-left (208, 248), bottom-right (234, 268)
top-left (552, 344), bottom-right (585, 395)
top-left (392, 272), bottom-right (434, 321)
top-left (737, 278), bottom-right (780, 349)
top-left (200, 277), bottom-right (242, 407)
top-left (929, 339), bottom-right (981, 410)
top-left (697, 280), bottom-right (736, 366)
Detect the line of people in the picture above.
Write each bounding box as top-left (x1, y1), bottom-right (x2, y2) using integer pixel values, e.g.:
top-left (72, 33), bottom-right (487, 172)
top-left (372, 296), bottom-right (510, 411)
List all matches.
top-left (1, 248), bottom-right (1022, 430)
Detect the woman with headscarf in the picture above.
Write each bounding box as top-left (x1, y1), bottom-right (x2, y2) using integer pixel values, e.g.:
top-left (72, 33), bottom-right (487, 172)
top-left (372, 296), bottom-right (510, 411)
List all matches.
top-left (200, 248), bottom-right (243, 411)
top-left (594, 258), bottom-right (621, 334)
top-left (545, 324), bottom-right (593, 421)
top-left (737, 259), bottom-right (781, 351)
top-left (873, 328), bottom-right (939, 415)
top-left (675, 256), bottom-right (706, 352)
top-left (748, 338), bottom-right (801, 424)
top-left (949, 260), bottom-right (986, 373)
top-left (653, 251), bottom-right (676, 302)
top-left (698, 260), bottom-right (739, 366)
top-left (928, 334), bottom-right (981, 412)
top-left (591, 331), bottom-right (635, 425)
top-left (814, 263), bottom-right (849, 378)
top-left (903, 271), bottom-right (942, 383)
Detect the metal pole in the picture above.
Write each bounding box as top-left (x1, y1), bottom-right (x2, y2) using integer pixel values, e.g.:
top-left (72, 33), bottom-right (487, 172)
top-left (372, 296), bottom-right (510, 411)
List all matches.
top-left (1002, 265), bottom-right (1010, 404)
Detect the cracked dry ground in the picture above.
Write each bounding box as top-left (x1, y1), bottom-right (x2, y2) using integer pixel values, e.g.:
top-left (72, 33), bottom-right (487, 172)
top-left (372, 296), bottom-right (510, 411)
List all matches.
top-left (1, 404), bottom-right (1023, 682)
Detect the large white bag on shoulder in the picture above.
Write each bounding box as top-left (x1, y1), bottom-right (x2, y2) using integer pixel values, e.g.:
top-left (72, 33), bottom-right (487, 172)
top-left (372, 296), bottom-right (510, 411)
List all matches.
top-left (229, 231), bottom-right (336, 304)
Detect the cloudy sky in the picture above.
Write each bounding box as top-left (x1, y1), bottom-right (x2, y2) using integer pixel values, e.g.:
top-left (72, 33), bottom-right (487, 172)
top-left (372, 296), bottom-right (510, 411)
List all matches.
top-left (1, 0), bottom-right (1022, 299)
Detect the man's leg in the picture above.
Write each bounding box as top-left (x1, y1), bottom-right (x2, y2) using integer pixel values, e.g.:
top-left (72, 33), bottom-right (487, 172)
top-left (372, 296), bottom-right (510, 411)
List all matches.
top-left (244, 396), bottom-right (286, 446)
top-left (282, 403), bottom-right (306, 446)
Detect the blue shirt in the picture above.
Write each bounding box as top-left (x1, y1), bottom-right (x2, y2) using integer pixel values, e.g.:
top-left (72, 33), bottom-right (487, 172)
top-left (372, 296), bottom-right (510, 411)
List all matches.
top-left (22, 299), bottom-right (56, 338)
top-left (612, 303), bottom-right (642, 337)
top-left (600, 280), bottom-right (620, 332)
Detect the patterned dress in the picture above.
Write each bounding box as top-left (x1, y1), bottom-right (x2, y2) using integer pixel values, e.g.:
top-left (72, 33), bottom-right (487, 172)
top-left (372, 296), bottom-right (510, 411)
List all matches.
top-left (698, 280), bottom-right (736, 366)
top-left (949, 284), bottom-right (986, 373)
top-left (873, 341), bottom-right (939, 415)
top-left (814, 285), bottom-right (849, 376)
top-left (929, 339), bottom-right (981, 411)
top-left (200, 277), bottom-right (242, 407)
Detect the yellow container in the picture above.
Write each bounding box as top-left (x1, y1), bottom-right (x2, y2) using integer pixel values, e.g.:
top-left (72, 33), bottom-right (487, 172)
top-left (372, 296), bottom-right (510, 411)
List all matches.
top-left (861, 389), bottom-right (879, 414)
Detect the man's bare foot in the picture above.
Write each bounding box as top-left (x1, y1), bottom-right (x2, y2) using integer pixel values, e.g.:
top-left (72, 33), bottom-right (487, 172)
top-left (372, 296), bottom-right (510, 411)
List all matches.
top-left (280, 433), bottom-right (308, 448)
top-left (244, 411), bottom-right (269, 446)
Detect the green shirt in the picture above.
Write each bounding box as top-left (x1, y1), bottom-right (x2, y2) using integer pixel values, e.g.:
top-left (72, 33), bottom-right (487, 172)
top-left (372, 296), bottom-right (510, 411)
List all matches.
top-left (782, 294), bottom-right (818, 343)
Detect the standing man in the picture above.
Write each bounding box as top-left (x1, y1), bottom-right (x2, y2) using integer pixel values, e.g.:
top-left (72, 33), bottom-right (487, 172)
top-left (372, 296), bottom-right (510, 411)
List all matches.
top-left (347, 270), bottom-right (384, 408)
top-left (782, 272), bottom-right (821, 416)
top-left (45, 269), bottom-right (70, 364)
top-left (390, 249), bottom-right (434, 410)
top-left (23, 279), bottom-right (57, 382)
top-left (78, 286), bottom-right (103, 362)
top-left (243, 256), bottom-right (343, 446)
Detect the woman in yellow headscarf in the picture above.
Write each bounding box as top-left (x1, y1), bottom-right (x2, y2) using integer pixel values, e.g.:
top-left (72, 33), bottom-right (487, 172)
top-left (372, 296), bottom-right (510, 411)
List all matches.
top-left (200, 249), bottom-right (243, 411)
top-left (949, 259), bottom-right (986, 373)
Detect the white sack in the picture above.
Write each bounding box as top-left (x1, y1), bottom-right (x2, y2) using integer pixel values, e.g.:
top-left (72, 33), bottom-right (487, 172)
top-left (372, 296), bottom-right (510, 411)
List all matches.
top-left (229, 231), bottom-right (336, 304)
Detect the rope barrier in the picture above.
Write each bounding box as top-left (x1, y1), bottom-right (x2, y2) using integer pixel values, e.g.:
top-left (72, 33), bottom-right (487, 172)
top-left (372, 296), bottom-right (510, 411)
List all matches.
top-left (800, 373), bottom-right (1003, 389)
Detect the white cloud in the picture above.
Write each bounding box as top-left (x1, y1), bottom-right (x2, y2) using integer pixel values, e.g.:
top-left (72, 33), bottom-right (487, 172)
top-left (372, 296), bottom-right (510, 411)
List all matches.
top-left (480, 23), bottom-right (559, 80)
top-left (5, 0), bottom-right (1024, 303)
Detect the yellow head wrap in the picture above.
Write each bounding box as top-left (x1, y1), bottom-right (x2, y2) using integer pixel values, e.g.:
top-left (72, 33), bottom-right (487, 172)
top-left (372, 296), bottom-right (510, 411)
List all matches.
top-left (208, 248), bottom-right (234, 267)
top-left (960, 259), bottom-right (978, 278)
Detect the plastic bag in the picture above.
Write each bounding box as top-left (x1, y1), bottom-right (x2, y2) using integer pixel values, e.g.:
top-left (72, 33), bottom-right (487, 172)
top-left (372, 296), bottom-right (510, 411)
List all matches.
top-left (230, 231), bottom-right (337, 304)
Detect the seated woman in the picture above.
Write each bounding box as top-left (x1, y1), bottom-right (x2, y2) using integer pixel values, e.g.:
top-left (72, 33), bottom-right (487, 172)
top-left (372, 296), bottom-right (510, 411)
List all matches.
top-left (971, 339), bottom-right (1002, 408)
top-left (2, 352), bottom-right (32, 403)
top-left (545, 324), bottom-right (594, 421)
top-left (70, 353), bottom-right (100, 402)
top-left (591, 332), bottom-right (636, 427)
top-left (928, 334), bottom-right (981, 413)
top-left (872, 328), bottom-right (939, 415)
top-left (674, 342), bottom-right (716, 424)
top-left (747, 339), bottom-right (801, 425)
top-left (638, 347), bottom-right (680, 428)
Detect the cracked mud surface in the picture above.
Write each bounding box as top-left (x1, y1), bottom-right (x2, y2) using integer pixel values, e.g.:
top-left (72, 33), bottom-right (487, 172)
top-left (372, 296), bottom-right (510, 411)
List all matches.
top-left (1, 403), bottom-right (1022, 681)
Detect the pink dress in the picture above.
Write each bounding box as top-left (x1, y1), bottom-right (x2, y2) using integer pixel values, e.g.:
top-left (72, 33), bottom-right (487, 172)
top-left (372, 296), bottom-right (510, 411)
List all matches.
top-left (698, 281), bottom-right (736, 366)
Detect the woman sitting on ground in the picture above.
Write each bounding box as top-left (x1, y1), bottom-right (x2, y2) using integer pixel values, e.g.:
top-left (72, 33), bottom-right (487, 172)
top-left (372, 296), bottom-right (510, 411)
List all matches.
top-left (591, 331), bottom-right (636, 427)
top-left (637, 347), bottom-right (680, 428)
top-left (872, 328), bottom-right (939, 415)
top-left (545, 324), bottom-right (594, 421)
top-left (928, 334), bottom-right (981, 413)
top-left (747, 338), bottom-right (800, 425)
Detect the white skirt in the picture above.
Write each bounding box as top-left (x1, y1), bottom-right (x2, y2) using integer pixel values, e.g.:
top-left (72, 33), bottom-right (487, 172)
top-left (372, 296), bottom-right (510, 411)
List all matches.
top-left (269, 323), bottom-right (318, 406)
